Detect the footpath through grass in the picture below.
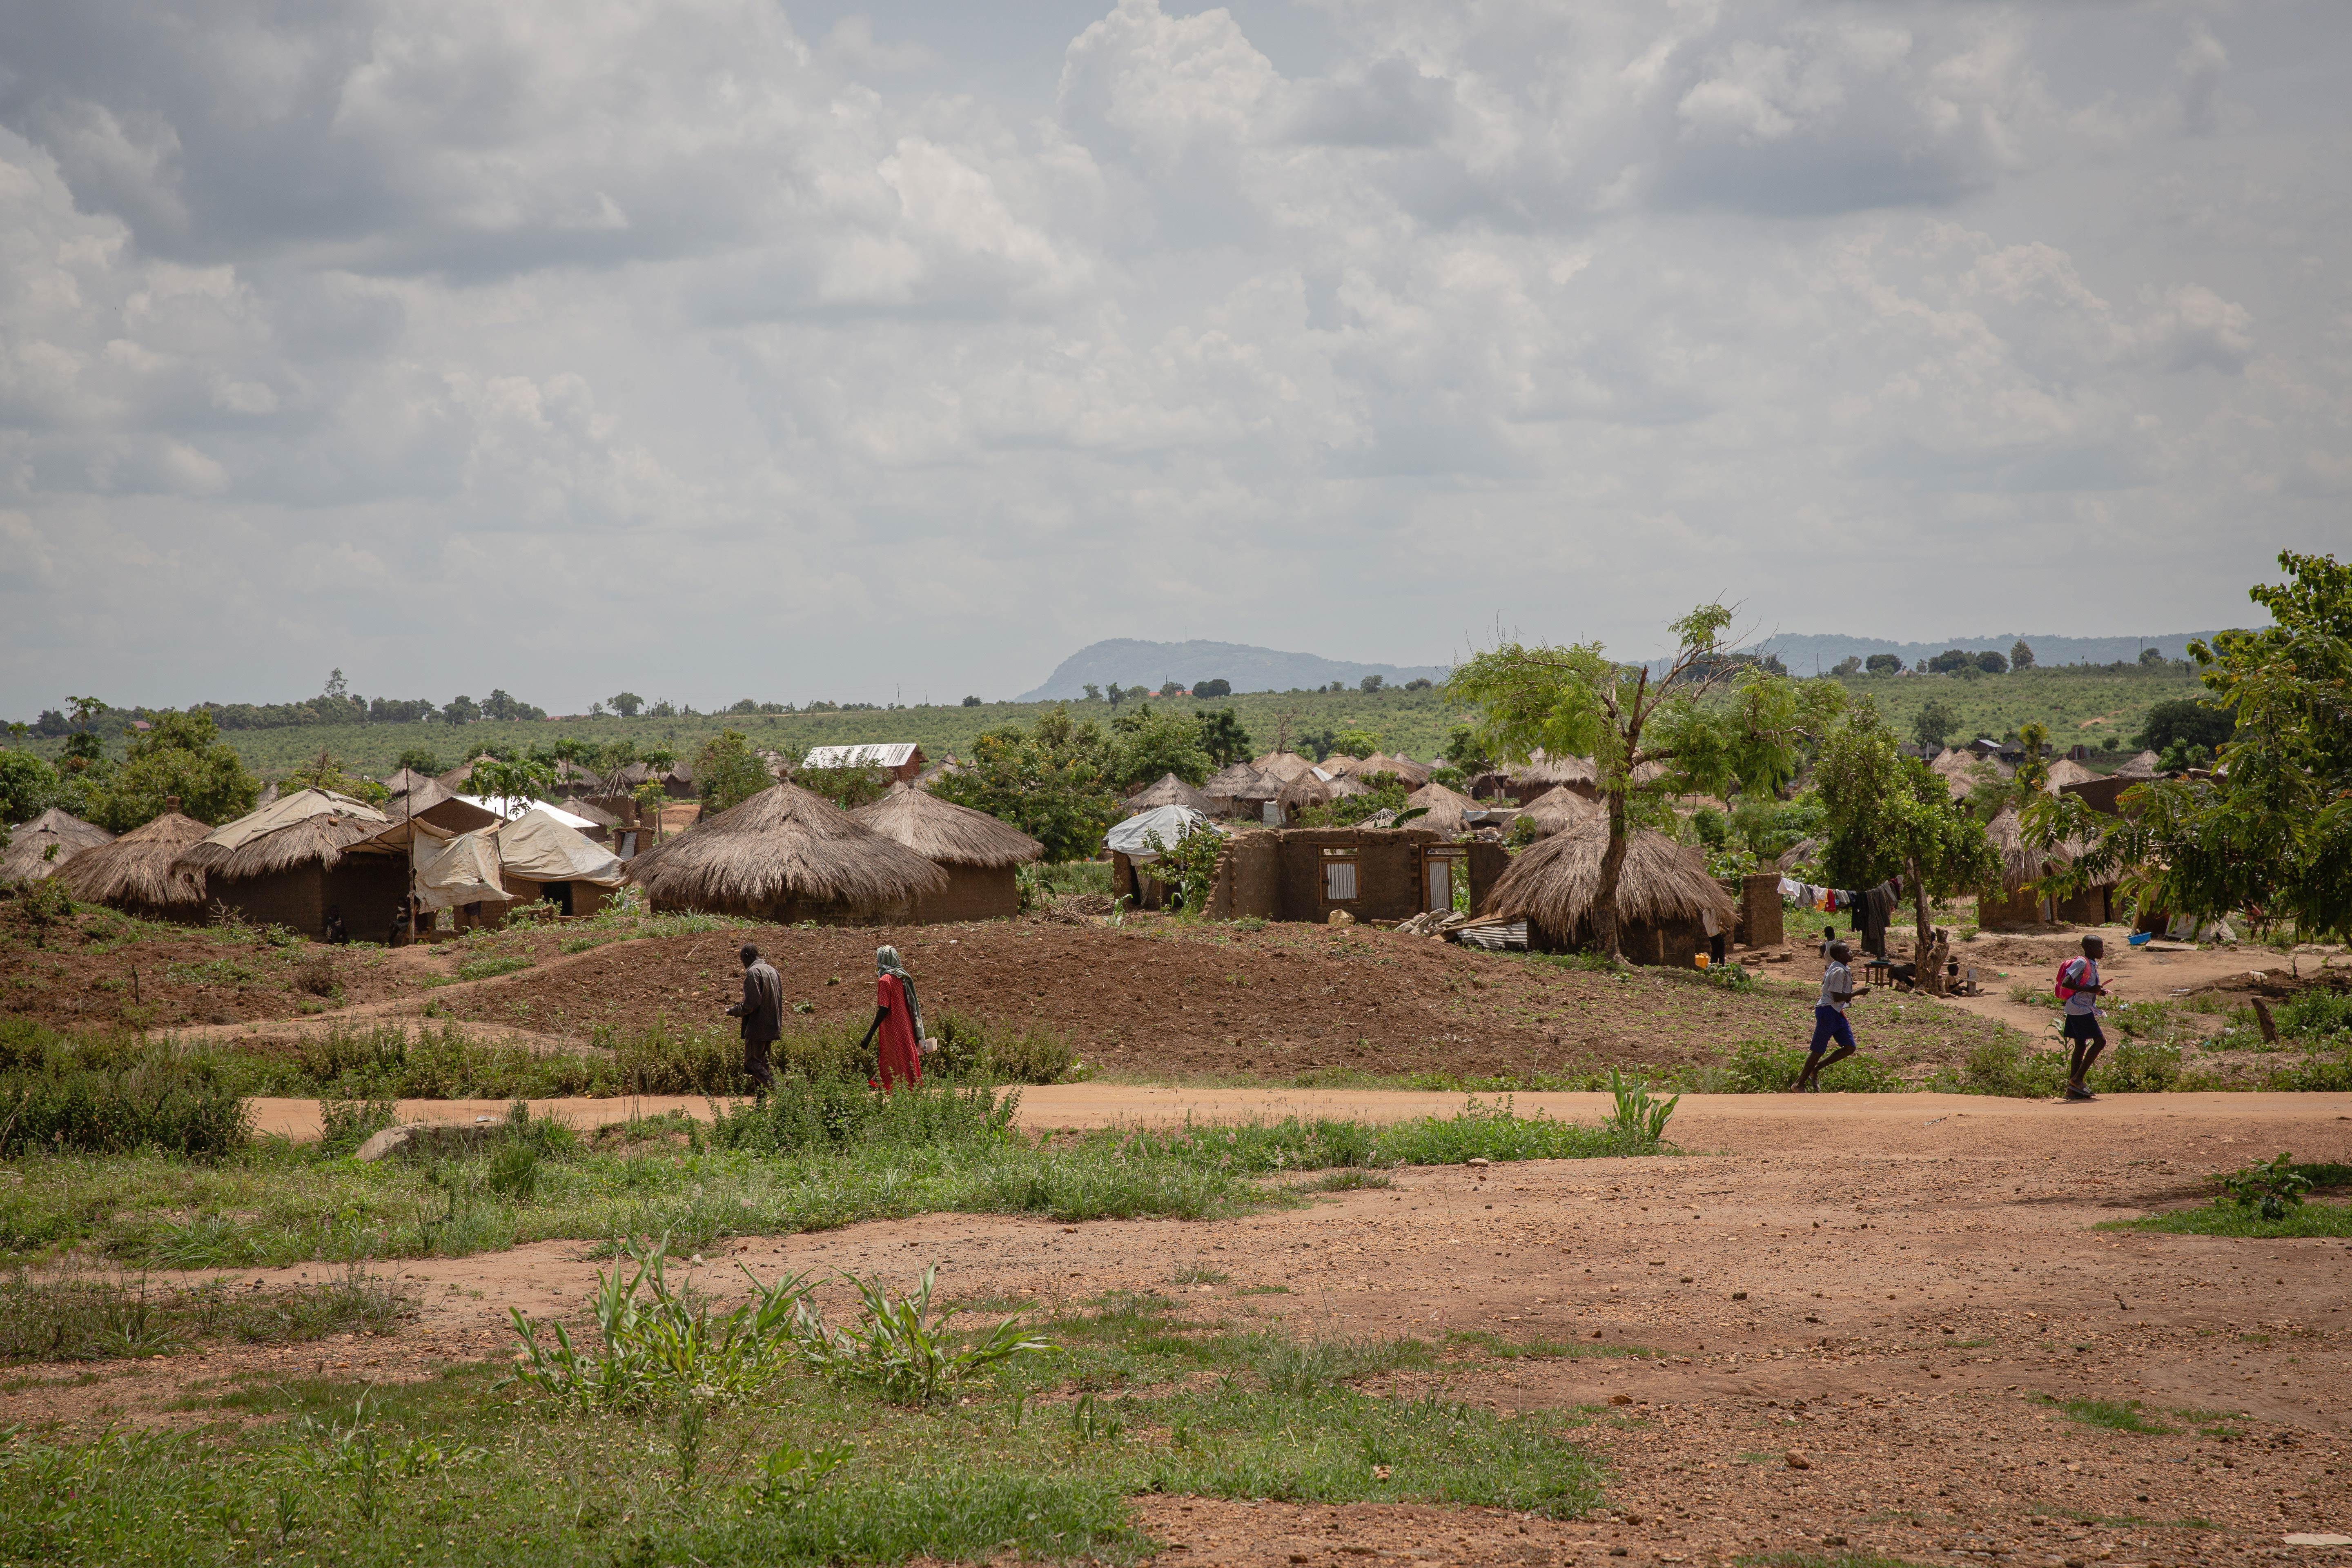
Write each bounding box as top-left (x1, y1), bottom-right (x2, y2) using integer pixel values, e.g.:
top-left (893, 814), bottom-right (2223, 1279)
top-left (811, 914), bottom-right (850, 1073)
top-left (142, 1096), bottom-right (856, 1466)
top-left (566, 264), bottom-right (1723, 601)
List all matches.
top-left (0, 1077), bottom-right (1680, 1268)
top-left (0, 1276), bottom-right (1605, 1566)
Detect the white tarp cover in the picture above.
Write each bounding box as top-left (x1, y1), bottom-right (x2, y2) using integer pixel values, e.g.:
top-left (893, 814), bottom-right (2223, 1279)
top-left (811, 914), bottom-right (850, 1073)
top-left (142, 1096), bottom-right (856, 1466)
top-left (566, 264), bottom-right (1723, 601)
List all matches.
top-left (199, 788), bottom-right (388, 853)
top-left (497, 808), bottom-right (625, 886)
top-left (413, 830), bottom-right (514, 912)
top-left (1104, 804), bottom-right (1212, 863)
top-left (455, 794), bottom-right (599, 830)
top-left (804, 742), bottom-right (919, 770)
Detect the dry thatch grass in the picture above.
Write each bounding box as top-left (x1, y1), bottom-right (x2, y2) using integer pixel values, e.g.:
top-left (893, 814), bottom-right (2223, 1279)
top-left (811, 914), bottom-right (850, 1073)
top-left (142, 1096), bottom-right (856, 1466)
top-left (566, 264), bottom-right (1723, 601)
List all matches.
top-left (1985, 805), bottom-right (2088, 892)
top-left (1482, 818), bottom-right (1733, 943)
top-left (1127, 773), bottom-right (1215, 814)
top-left (1252, 751), bottom-right (1318, 785)
top-left (1515, 750), bottom-right (1597, 788)
top-left (1516, 784), bottom-right (1602, 837)
top-left (0, 808), bottom-right (115, 884)
top-left (1403, 780), bottom-right (1478, 835)
top-left (1359, 751), bottom-right (1432, 786)
top-left (2042, 757), bottom-right (2097, 790)
top-left (851, 784), bottom-right (1042, 869)
top-left (624, 781), bottom-right (945, 915)
top-left (1203, 762), bottom-right (1278, 801)
top-left (1276, 772), bottom-right (1332, 815)
top-left (57, 811), bottom-right (209, 911)
top-left (176, 813), bottom-right (393, 881)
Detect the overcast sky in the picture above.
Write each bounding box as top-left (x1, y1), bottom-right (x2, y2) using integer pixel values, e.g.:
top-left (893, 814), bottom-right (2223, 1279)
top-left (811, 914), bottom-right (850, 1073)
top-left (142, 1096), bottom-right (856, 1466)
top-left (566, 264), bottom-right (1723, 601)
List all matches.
top-left (1, 1), bottom-right (2341, 716)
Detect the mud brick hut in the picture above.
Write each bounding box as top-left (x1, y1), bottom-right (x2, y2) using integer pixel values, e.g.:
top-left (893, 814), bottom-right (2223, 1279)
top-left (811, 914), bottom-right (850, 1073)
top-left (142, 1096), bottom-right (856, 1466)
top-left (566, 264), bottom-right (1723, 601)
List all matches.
top-left (1203, 762), bottom-right (1282, 823)
top-left (623, 781), bottom-right (944, 924)
top-left (851, 784), bottom-right (1042, 922)
top-left (56, 801), bottom-right (209, 918)
top-left (0, 807), bottom-right (113, 885)
top-left (1200, 825), bottom-right (1507, 925)
top-left (174, 790), bottom-right (408, 939)
top-left (1980, 805), bottom-right (2109, 929)
top-left (1479, 818), bottom-right (1734, 966)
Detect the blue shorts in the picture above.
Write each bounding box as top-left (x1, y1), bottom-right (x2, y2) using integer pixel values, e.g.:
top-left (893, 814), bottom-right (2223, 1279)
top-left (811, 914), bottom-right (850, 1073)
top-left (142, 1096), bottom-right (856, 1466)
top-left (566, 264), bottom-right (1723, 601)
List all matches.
top-left (2062, 1013), bottom-right (2106, 1046)
top-left (1809, 1006), bottom-right (1856, 1054)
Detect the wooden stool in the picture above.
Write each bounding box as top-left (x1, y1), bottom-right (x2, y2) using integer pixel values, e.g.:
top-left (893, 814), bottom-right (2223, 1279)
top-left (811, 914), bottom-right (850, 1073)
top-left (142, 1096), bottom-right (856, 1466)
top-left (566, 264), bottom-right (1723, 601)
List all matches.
top-left (1863, 958), bottom-right (1893, 989)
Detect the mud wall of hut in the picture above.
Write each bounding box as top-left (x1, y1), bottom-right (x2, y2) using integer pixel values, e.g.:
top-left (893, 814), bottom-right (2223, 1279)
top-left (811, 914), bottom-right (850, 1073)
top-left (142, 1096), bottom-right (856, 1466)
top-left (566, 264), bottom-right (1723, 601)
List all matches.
top-left (910, 863), bottom-right (1018, 924)
top-left (209, 858), bottom-right (410, 941)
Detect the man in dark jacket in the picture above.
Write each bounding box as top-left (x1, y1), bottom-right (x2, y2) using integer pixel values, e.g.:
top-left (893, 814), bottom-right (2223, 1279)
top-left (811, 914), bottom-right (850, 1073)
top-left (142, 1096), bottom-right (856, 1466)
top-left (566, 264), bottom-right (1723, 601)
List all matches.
top-left (724, 942), bottom-right (783, 1090)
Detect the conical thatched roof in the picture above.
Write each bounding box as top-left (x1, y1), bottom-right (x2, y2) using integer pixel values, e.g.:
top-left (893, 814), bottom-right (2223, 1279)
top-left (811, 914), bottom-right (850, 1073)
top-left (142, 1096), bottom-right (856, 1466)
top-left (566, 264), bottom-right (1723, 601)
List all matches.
top-left (2116, 749), bottom-right (2160, 779)
top-left (853, 784), bottom-right (1042, 869)
top-left (1482, 819), bottom-right (1735, 943)
top-left (176, 790), bottom-right (394, 880)
top-left (1517, 784), bottom-right (1602, 837)
top-left (58, 810), bottom-right (209, 910)
top-left (1404, 780), bottom-right (1478, 835)
top-left (1128, 773), bottom-right (1215, 814)
top-left (1, 808), bottom-right (114, 884)
top-left (1317, 755), bottom-right (1367, 777)
top-left (1203, 762), bottom-right (1279, 802)
top-left (1359, 752), bottom-right (1431, 786)
top-left (1515, 751), bottom-right (1597, 788)
top-left (1985, 806), bottom-right (2089, 892)
top-left (381, 766), bottom-right (437, 797)
top-left (624, 781), bottom-right (945, 914)
top-left (1277, 772), bottom-right (1332, 815)
top-left (1252, 751), bottom-right (1317, 784)
top-left (2043, 758), bottom-right (2097, 791)
top-left (1777, 836), bottom-right (1821, 872)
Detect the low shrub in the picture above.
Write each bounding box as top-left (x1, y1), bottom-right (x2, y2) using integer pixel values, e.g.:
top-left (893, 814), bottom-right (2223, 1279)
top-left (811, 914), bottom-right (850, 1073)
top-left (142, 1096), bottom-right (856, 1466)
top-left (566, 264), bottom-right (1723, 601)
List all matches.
top-left (707, 1073), bottom-right (1020, 1157)
top-left (0, 1264), bottom-right (412, 1364)
top-left (0, 1026), bottom-right (249, 1159)
top-left (924, 1011), bottom-right (1077, 1085)
top-left (1714, 1039), bottom-right (1905, 1094)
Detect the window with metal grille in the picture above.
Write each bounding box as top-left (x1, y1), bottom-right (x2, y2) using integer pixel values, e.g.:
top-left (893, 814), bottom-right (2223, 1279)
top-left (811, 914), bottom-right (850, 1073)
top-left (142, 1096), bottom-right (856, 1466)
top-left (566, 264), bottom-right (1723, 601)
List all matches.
top-left (1323, 850), bottom-right (1358, 902)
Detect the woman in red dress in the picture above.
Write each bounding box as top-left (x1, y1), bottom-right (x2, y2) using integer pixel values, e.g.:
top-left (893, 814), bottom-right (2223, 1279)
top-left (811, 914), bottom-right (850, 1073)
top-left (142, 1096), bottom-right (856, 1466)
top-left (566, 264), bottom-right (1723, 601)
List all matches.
top-left (856, 944), bottom-right (924, 1090)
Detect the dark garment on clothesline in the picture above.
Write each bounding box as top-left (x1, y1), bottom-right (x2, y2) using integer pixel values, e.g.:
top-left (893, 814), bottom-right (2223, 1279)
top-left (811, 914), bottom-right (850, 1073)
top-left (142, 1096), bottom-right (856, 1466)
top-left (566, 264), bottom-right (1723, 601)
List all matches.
top-left (1860, 880), bottom-right (1900, 958)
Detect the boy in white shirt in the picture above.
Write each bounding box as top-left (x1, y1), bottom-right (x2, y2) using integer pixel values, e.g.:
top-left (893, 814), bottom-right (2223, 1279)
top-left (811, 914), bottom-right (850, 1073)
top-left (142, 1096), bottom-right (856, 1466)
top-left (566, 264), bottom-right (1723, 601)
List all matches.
top-left (1793, 940), bottom-right (1869, 1092)
top-left (2060, 934), bottom-right (2109, 1102)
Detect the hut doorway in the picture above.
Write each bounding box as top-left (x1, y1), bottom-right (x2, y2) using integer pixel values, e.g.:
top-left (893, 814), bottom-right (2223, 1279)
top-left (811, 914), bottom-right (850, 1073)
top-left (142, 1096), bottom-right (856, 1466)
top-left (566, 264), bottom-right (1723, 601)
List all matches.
top-left (1421, 847), bottom-right (1466, 913)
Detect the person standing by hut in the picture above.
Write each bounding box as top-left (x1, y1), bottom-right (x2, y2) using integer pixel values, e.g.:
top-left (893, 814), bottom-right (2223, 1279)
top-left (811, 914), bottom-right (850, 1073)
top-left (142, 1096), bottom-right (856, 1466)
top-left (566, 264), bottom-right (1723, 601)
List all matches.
top-left (725, 942), bottom-right (783, 1091)
top-left (855, 944), bottom-right (925, 1091)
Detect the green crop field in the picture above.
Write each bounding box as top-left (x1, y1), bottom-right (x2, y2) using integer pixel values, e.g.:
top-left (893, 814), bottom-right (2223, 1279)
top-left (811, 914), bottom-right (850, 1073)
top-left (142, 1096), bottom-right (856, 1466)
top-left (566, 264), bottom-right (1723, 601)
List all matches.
top-left (13, 665), bottom-right (2203, 783)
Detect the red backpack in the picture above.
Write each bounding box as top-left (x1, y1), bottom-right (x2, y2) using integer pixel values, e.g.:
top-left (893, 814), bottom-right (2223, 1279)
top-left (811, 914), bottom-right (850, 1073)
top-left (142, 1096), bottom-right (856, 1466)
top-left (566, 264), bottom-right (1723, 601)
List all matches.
top-left (2054, 958), bottom-right (2087, 1002)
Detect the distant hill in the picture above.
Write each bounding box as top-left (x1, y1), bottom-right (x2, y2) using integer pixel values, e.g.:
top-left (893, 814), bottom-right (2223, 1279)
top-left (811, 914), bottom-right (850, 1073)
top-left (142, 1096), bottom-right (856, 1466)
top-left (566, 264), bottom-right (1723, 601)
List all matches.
top-left (1740, 629), bottom-right (2243, 675)
top-left (1018, 639), bottom-right (1452, 702)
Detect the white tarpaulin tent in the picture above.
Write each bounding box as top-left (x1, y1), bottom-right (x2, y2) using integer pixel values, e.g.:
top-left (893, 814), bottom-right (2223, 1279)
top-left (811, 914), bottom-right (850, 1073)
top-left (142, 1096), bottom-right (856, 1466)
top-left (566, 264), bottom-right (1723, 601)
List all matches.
top-left (413, 830), bottom-right (513, 912)
top-left (1104, 804), bottom-right (1212, 863)
top-left (496, 807), bottom-right (625, 886)
top-left (196, 788), bottom-right (387, 853)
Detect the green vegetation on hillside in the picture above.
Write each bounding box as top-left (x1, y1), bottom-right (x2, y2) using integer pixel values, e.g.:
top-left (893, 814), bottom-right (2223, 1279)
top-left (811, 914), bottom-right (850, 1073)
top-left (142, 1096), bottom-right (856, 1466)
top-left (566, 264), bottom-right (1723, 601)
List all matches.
top-left (7, 665), bottom-right (2203, 784)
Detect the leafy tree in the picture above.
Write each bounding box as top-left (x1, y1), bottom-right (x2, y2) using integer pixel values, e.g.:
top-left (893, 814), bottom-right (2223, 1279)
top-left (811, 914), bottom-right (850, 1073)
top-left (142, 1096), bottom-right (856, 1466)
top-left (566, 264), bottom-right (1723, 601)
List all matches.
top-left (2010, 640), bottom-right (2036, 670)
top-left (93, 711), bottom-right (264, 829)
top-left (2138, 647), bottom-right (2166, 667)
top-left (1329, 726), bottom-right (1382, 759)
top-left (1157, 681), bottom-right (1188, 698)
top-left (728, 698), bottom-right (759, 715)
top-left (481, 688), bottom-right (545, 722)
top-left (1926, 649), bottom-right (1976, 675)
top-left (2013, 721), bottom-right (2051, 793)
top-left (1109, 704), bottom-right (1211, 788)
top-left (1448, 603), bottom-right (1845, 958)
top-left (1976, 650), bottom-right (2008, 675)
top-left (962, 695), bottom-right (982, 707)
top-left (1863, 654), bottom-right (1903, 675)
top-left (1441, 724), bottom-right (1493, 774)
top-left (933, 706), bottom-right (1123, 862)
top-left (33, 710), bottom-right (69, 738)
top-left (396, 746), bottom-right (443, 775)
top-left (1911, 697), bottom-right (1963, 751)
top-left (648, 700), bottom-right (676, 718)
top-left (1402, 678), bottom-right (1433, 691)
top-left (442, 695), bottom-right (481, 726)
top-left (1830, 656), bottom-right (1863, 677)
top-left (465, 754), bottom-right (552, 816)
top-left (2135, 697), bottom-right (2234, 755)
top-left (1142, 822), bottom-right (1226, 912)
top-left (1294, 774), bottom-right (1412, 829)
top-left (1196, 708), bottom-right (1253, 769)
top-left (324, 668), bottom-right (349, 701)
top-left (692, 730), bottom-right (774, 816)
top-left (0, 751), bottom-right (58, 824)
top-left (1081, 684), bottom-right (1103, 702)
top-left (795, 763), bottom-right (890, 811)
top-left (67, 696), bottom-right (107, 732)
top-left (2027, 551), bottom-right (2352, 940)
top-left (608, 692), bottom-right (645, 717)
top-left (1359, 675), bottom-right (1385, 693)
top-left (1194, 678), bottom-right (1232, 698)
top-left (1813, 700), bottom-right (1999, 960)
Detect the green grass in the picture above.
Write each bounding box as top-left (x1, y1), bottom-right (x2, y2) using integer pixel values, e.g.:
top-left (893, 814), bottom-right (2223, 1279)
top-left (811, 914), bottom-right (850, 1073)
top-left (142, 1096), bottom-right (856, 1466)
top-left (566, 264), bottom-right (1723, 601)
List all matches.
top-left (2035, 1394), bottom-right (2174, 1434)
top-left (454, 955), bottom-right (534, 982)
top-left (0, 1278), bottom-right (1605, 1565)
top-left (0, 1093), bottom-right (1673, 1268)
top-left (2107, 1198), bottom-right (2352, 1238)
top-left (0, 1265), bottom-right (412, 1364)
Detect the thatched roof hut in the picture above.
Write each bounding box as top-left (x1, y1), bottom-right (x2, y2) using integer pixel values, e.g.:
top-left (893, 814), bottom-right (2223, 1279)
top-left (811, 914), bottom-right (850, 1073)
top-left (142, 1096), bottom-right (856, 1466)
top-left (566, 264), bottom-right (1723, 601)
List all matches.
top-left (1984, 806), bottom-right (2084, 893)
top-left (852, 785), bottom-right (1041, 923)
top-left (1323, 772), bottom-right (1372, 800)
top-left (1128, 773), bottom-right (1215, 815)
top-left (58, 808), bottom-right (209, 914)
top-left (1516, 784), bottom-right (1601, 838)
top-left (1317, 755), bottom-right (1367, 777)
top-left (1359, 752), bottom-right (1432, 786)
top-left (1, 807), bottom-right (115, 884)
top-left (1403, 781), bottom-right (1479, 836)
top-left (1276, 771), bottom-right (1332, 819)
top-left (1978, 804), bottom-right (2110, 929)
top-left (2042, 758), bottom-right (2097, 791)
top-left (1481, 818), bottom-right (1734, 963)
top-left (174, 790), bottom-right (407, 938)
top-left (2116, 749), bottom-right (2160, 779)
top-left (381, 766), bottom-right (437, 797)
top-left (551, 760), bottom-right (604, 797)
top-left (1252, 751), bottom-right (1318, 785)
top-left (624, 781), bottom-right (945, 922)
top-left (1518, 750), bottom-right (1598, 790)
top-left (1203, 762), bottom-right (1279, 810)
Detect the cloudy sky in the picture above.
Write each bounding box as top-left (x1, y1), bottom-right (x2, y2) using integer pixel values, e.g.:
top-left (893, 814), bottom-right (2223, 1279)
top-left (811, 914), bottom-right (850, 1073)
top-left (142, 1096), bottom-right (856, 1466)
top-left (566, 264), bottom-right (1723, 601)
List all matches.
top-left (1, 1), bottom-right (2341, 716)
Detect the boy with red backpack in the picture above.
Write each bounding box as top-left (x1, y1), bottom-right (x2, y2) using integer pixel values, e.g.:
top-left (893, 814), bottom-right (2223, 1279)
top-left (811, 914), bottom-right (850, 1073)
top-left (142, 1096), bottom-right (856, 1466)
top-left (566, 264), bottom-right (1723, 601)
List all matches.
top-left (2058, 934), bottom-right (2109, 1101)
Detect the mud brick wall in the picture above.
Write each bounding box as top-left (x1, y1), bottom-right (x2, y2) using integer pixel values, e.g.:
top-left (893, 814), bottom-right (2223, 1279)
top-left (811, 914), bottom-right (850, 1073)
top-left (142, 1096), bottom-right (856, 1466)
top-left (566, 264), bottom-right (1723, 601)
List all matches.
top-left (210, 858), bottom-right (410, 941)
top-left (911, 864), bottom-right (1018, 924)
